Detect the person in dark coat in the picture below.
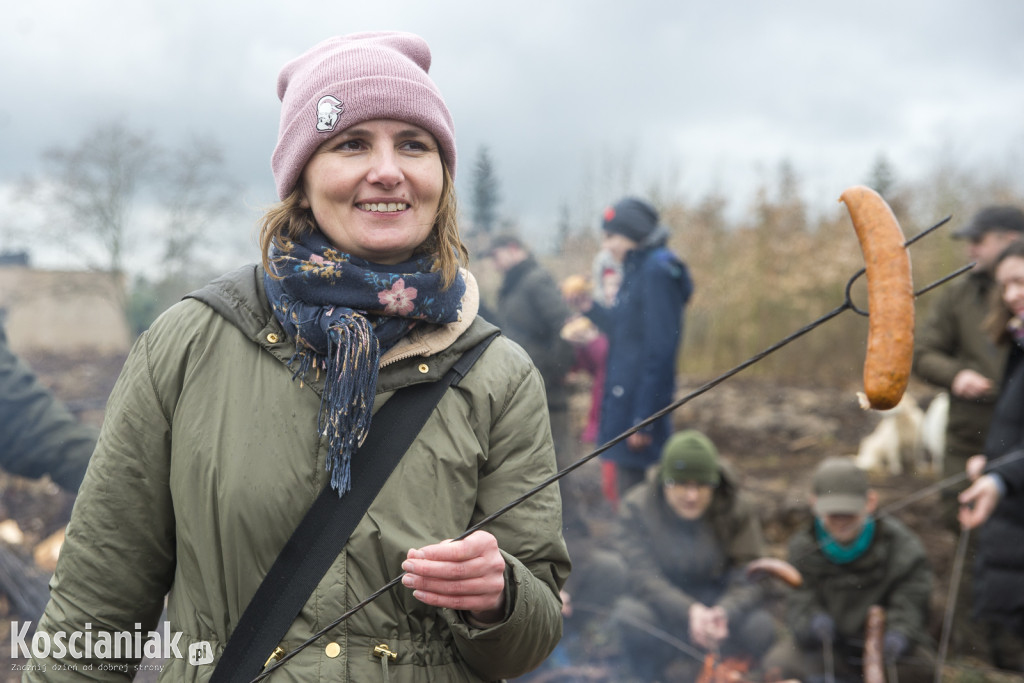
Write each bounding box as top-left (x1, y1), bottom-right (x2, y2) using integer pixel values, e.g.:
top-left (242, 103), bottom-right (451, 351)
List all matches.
top-left (581, 197), bottom-right (692, 497)
top-left (958, 237), bottom-right (1024, 671)
top-left (764, 457), bottom-right (934, 683)
top-left (0, 323), bottom-right (96, 492)
top-left (913, 205), bottom-right (1023, 529)
top-left (610, 430), bottom-right (775, 681)
top-left (585, 197), bottom-right (693, 498)
top-left (486, 234), bottom-right (576, 469)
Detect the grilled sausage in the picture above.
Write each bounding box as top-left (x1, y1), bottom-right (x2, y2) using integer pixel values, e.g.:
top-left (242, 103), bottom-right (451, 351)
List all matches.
top-left (839, 185), bottom-right (914, 411)
top-left (746, 557), bottom-right (803, 587)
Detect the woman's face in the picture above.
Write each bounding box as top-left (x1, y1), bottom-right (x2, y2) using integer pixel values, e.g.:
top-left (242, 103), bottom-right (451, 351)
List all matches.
top-left (996, 254), bottom-right (1024, 319)
top-left (299, 119), bottom-right (443, 264)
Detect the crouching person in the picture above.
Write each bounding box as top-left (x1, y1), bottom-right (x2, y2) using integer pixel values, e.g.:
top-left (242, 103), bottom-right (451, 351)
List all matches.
top-left (764, 457), bottom-right (935, 683)
top-left (609, 430), bottom-right (776, 681)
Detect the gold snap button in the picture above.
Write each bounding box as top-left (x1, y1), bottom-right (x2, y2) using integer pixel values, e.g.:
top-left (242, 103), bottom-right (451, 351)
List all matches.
top-left (457, 312), bottom-right (463, 322)
top-left (418, 364), bottom-right (429, 374)
top-left (266, 333), bottom-right (280, 344)
top-left (325, 642), bottom-right (341, 658)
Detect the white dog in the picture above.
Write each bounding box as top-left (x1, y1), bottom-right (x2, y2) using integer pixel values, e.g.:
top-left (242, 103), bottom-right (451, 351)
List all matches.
top-left (855, 394), bottom-right (927, 475)
top-left (919, 392), bottom-right (949, 472)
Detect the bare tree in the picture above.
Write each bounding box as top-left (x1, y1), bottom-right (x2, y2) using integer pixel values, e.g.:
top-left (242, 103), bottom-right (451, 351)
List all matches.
top-left (157, 135), bottom-right (239, 278)
top-left (21, 122), bottom-right (241, 334)
top-left (34, 122), bottom-right (158, 279)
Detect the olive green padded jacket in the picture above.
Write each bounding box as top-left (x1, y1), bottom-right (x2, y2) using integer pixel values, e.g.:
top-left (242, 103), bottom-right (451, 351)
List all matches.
top-left (28, 265), bottom-right (569, 682)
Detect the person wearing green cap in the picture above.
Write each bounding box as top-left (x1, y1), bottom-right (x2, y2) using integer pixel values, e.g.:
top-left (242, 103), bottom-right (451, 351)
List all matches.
top-left (608, 430), bottom-right (775, 681)
top-left (764, 456), bottom-right (935, 683)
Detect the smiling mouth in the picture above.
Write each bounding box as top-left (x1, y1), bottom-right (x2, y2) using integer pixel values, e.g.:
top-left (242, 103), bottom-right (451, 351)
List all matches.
top-left (358, 202), bottom-right (408, 212)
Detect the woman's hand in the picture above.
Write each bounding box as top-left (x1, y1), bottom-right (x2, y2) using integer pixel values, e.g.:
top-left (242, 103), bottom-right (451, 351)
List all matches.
top-left (965, 454), bottom-right (988, 482)
top-left (959, 475), bottom-right (1001, 530)
top-left (627, 431), bottom-right (652, 451)
top-left (951, 369), bottom-right (994, 400)
top-left (403, 530), bottom-right (507, 626)
top-left (560, 315), bottom-right (599, 345)
top-left (689, 603), bottom-right (729, 650)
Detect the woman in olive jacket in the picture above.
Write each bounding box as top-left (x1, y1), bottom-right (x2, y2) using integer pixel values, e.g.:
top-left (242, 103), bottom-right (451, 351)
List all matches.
top-left (28, 32), bottom-right (568, 682)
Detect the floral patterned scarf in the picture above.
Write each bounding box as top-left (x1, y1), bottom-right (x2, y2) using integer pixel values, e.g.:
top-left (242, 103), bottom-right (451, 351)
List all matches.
top-left (264, 230), bottom-right (465, 497)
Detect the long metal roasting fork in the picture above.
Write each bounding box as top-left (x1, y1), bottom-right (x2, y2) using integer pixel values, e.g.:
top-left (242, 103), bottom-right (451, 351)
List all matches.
top-left (254, 215), bottom-right (968, 682)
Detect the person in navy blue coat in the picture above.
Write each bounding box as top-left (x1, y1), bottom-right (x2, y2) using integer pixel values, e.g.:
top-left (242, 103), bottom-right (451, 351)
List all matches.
top-left (583, 197), bottom-right (693, 503)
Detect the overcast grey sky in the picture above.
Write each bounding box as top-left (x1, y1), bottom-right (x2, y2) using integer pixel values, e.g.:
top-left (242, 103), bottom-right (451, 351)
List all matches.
top-left (2, 0), bottom-right (1022, 266)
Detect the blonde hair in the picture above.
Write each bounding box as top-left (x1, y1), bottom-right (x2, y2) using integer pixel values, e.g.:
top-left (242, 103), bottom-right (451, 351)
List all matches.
top-left (259, 163), bottom-right (467, 287)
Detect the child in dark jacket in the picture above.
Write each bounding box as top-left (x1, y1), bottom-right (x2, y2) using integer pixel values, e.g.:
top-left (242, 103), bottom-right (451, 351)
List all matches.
top-left (764, 457), bottom-right (935, 683)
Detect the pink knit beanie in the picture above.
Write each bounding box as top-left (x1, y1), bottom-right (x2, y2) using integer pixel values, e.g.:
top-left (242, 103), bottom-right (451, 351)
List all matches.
top-left (271, 31), bottom-right (456, 200)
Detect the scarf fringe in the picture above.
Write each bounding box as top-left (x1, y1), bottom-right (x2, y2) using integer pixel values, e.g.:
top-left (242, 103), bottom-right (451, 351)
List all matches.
top-left (291, 313), bottom-right (381, 497)
top-left (325, 313), bottom-right (380, 495)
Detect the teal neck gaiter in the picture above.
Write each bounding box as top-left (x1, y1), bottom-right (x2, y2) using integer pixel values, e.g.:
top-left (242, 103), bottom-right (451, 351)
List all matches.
top-left (814, 516), bottom-right (876, 565)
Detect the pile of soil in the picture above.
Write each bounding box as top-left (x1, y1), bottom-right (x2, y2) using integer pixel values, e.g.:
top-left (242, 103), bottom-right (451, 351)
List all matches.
top-left (0, 353), bottom-right (1010, 681)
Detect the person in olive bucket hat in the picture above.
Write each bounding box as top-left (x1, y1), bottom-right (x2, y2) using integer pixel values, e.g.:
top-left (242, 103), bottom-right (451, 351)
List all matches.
top-left (572, 197), bottom-right (693, 506)
top-left (608, 430), bottom-right (775, 681)
top-left (764, 457), bottom-right (936, 683)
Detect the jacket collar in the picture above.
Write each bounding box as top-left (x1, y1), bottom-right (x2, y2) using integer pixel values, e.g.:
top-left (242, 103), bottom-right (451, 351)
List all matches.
top-left (380, 268), bottom-right (480, 366)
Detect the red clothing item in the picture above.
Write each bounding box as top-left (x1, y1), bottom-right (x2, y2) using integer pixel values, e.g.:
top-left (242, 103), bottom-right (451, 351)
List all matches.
top-left (570, 329), bottom-right (618, 508)
top-left (602, 460), bottom-right (620, 511)
top-left (572, 333), bottom-right (609, 444)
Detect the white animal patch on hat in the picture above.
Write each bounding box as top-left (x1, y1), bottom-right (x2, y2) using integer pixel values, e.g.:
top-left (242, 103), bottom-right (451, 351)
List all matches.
top-left (316, 95), bottom-right (344, 132)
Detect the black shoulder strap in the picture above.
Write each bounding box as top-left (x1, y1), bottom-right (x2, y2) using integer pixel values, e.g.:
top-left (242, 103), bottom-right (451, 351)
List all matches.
top-left (211, 332), bottom-right (498, 682)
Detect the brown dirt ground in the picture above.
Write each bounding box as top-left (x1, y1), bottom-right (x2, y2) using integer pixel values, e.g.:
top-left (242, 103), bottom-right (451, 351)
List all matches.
top-left (0, 353), bottom-right (1015, 681)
